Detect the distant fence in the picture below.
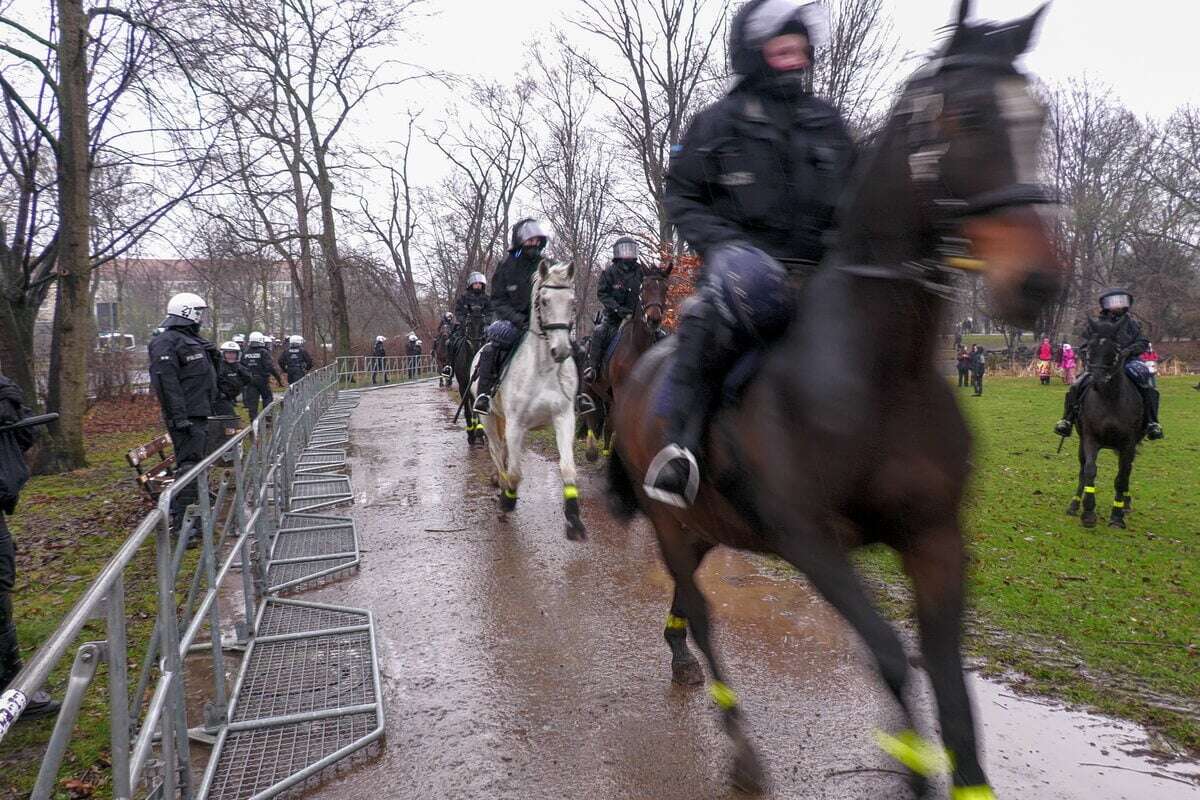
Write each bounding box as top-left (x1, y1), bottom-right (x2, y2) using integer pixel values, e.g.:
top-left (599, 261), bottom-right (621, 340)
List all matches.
top-left (336, 354), bottom-right (439, 384)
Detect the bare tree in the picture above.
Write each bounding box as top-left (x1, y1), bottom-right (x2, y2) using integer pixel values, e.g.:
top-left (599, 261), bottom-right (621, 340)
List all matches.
top-left (814, 0), bottom-right (900, 133)
top-left (569, 0), bottom-right (729, 246)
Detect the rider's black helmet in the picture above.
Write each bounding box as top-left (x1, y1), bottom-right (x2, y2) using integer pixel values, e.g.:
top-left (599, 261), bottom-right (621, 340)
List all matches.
top-left (729, 0), bottom-right (824, 78)
top-left (613, 237), bottom-right (639, 262)
top-left (1099, 288), bottom-right (1133, 312)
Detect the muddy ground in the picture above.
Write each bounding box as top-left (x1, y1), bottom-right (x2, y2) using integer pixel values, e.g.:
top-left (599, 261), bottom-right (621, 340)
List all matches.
top-left (300, 383), bottom-right (1200, 799)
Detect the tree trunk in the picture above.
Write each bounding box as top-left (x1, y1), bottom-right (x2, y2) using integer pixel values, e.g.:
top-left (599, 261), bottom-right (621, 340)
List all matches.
top-left (0, 296), bottom-right (42, 410)
top-left (286, 157), bottom-right (319, 360)
top-left (315, 170), bottom-right (351, 358)
top-left (42, 0), bottom-right (92, 472)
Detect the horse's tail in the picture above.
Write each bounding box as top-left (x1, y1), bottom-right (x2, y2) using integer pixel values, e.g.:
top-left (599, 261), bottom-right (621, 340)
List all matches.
top-left (606, 450), bottom-right (641, 521)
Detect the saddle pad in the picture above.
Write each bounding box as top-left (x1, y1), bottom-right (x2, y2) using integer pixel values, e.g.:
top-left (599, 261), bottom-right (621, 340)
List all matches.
top-left (722, 350), bottom-right (766, 407)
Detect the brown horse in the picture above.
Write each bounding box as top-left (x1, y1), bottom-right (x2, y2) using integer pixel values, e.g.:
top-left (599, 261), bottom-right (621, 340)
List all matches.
top-left (583, 262), bottom-right (673, 462)
top-left (608, 3), bottom-right (1062, 797)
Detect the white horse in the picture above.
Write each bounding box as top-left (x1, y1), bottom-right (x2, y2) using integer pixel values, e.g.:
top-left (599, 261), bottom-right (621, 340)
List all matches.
top-left (471, 259), bottom-right (586, 539)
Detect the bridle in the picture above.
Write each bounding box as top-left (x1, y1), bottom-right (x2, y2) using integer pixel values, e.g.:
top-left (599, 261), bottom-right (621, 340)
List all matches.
top-left (534, 278), bottom-right (575, 339)
top-left (640, 269), bottom-right (669, 326)
top-left (901, 55), bottom-right (1055, 275)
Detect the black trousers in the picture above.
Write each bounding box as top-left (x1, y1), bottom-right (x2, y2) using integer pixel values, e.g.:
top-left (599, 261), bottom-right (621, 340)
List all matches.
top-left (972, 371), bottom-right (984, 395)
top-left (243, 380), bottom-right (273, 418)
top-left (167, 418), bottom-right (208, 520)
top-left (957, 367), bottom-right (969, 387)
top-left (1, 512), bottom-right (20, 685)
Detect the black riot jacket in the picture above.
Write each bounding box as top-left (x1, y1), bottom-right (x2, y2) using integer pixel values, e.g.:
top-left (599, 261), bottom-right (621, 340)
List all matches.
top-left (279, 346), bottom-right (313, 380)
top-left (214, 361), bottom-right (251, 416)
top-left (1078, 312), bottom-right (1148, 363)
top-left (148, 325), bottom-right (219, 425)
top-left (598, 260), bottom-right (642, 317)
top-left (455, 287), bottom-right (493, 322)
top-left (490, 251), bottom-right (540, 329)
top-left (240, 344), bottom-right (282, 386)
top-left (665, 85), bottom-right (854, 266)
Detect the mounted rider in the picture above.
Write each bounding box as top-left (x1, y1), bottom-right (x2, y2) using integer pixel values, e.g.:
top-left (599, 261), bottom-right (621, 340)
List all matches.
top-left (454, 272), bottom-right (494, 337)
top-left (1054, 289), bottom-right (1163, 440)
top-left (644, 0), bottom-right (854, 507)
top-left (473, 218), bottom-right (552, 416)
top-left (437, 311), bottom-right (455, 341)
top-left (585, 237), bottom-right (644, 383)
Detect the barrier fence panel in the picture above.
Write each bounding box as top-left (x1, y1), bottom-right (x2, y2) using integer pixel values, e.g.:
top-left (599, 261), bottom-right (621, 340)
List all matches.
top-left (336, 354), bottom-right (439, 386)
top-left (0, 362), bottom-right (381, 800)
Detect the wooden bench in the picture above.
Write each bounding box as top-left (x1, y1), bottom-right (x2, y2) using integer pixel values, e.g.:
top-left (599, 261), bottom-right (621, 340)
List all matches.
top-left (126, 434), bottom-right (176, 500)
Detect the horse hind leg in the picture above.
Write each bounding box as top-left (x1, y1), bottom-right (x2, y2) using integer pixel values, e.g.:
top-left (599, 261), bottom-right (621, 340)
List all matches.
top-left (653, 514), bottom-right (766, 793)
top-left (662, 538), bottom-right (713, 687)
top-left (1109, 447), bottom-right (1135, 529)
top-left (903, 527), bottom-right (993, 797)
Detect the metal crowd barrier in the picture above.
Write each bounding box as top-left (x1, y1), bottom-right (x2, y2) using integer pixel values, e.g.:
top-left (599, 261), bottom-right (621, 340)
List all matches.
top-left (336, 354), bottom-right (440, 385)
top-left (0, 362), bottom-right (364, 799)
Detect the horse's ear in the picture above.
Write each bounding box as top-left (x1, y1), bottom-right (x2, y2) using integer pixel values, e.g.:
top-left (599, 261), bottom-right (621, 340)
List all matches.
top-left (539, 260), bottom-right (549, 282)
top-left (956, 0), bottom-right (971, 25)
top-left (1008, 2), bottom-right (1048, 56)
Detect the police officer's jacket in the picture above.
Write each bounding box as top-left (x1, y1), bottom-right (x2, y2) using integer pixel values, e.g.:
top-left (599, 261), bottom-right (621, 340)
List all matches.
top-left (372, 341), bottom-right (387, 360)
top-left (598, 260), bottom-right (641, 317)
top-left (240, 345), bottom-right (281, 385)
top-left (149, 323), bottom-right (218, 424)
top-left (279, 346), bottom-right (313, 379)
top-left (406, 340), bottom-right (422, 357)
top-left (214, 361), bottom-right (251, 416)
top-left (455, 288), bottom-right (493, 322)
top-left (665, 84), bottom-right (854, 267)
top-left (490, 252), bottom-right (539, 328)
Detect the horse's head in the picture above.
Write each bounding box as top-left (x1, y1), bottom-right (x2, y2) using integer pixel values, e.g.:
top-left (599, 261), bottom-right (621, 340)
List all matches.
top-left (533, 259), bottom-right (577, 363)
top-left (1086, 319), bottom-right (1124, 385)
top-left (865, 0), bottom-right (1063, 329)
top-left (640, 261), bottom-right (673, 331)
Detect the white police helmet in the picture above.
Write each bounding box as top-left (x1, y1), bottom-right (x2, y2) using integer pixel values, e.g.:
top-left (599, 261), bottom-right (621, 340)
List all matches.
top-left (376, 335), bottom-right (386, 343)
top-left (166, 292), bottom-right (208, 324)
top-left (233, 333), bottom-right (246, 344)
top-left (249, 331), bottom-right (266, 345)
top-left (219, 340), bottom-right (241, 353)
top-left (468, 271), bottom-right (487, 287)
top-left (289, 335), bottom-right (303, 346)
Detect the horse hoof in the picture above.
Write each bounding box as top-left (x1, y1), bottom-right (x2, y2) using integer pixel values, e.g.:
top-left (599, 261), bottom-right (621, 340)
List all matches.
top-left (1108, 518), bottom-right (1126, 529)
top-left (671, 658), bottom-right (704, 686)
top-left (1081, 514), bottom-right (1097, 528)
top-left (500, 493), bottom-right (518, 512)
top-left (585, 448), bottom-right (599, 463)
top-left (730, 747), bottom-right (768, 795)
top-left (565, 520), bottom-right (587, 541)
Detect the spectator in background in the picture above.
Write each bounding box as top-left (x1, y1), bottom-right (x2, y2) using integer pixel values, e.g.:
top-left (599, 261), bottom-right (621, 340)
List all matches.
top-left (1060, 343), bottom-right (1077, 384)
top-left (1140, 342), bottom-right (1160, 387)
top-left (1036, 336), bottom-right (1054, 385)
top-left (0, 366), bottom-right (60, 721)
top-left (956, 348), bottom-right (971, 388)
top-left (970, 345), bottom-right (986, 397)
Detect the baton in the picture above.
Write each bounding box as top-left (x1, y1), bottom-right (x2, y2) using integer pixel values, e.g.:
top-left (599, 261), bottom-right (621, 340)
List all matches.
top-left (1056, 434), bottom-right (1066, 454)
top-left (0, 413), bottom-right (58, 434)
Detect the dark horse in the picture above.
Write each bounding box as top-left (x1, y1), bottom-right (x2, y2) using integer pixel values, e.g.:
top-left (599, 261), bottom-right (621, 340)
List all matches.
top-left (1065, 321), bottom-right (1144, 529)
top-left (607, 3), bottom-right (1062, 797)
top-left (451, 312), bottom-right (488, 445)
top-left (583, 262), bottom-right (673, 462)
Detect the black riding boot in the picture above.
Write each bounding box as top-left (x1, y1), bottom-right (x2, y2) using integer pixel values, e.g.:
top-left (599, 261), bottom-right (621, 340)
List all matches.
top-left (1141, 385), bottom-right (1163, 439)
top-left (474, 343), bottom-right (500, 415)
top-left (1054, 375), bottom-right (1088, 437)
top-left (585, 323), bottom-right (609, 382)
top-left (644, 295), bottom-right (725, 508)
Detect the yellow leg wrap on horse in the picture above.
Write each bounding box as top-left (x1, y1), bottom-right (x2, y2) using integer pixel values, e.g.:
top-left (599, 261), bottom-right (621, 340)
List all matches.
top-left (873, 729), bottom-right (953, 777)
top-left (708, 681), bottom-right (738, 710)
top-left (1084, 486), bottom-right (1097, 494)
top-left (601, 449), bottom-right (611, 457)
top-left (1112, 500), bottom-right (1125, 508)
top-left (563, 484), bottom-right (579, 500)
top-left (504, 489), bottom-right (517, 500)
top-left (665, 614), bottom-right (687, 630)
top-left (952, 787), bottom-right (997, 800)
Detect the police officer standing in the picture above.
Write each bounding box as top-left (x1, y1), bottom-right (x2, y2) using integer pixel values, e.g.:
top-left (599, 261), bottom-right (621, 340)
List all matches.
top-left (0, 366), bottom-right (60, 720)
top-left (240, 331), bottom-right (282, 417)
top-left (645, 0), bottom-right (854, 507)
top-left (149, 293), bottom-right (219, 529)
top-left (585, 237), bottom-right (643, 382)
top-left (474, 218), bottom-right (551, 415)
top-left (210, 341), bottom-right (251, 453)
top-left (371, 336), bottom-right (389, 384)
top-left (405, 333), bottom-right (422, 379)
top-left (279, 335), bottom-right (314, 385)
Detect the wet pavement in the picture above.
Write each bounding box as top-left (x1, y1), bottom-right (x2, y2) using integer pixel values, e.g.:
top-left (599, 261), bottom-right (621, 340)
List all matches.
top-left (302, 383), bottom-right (1200, 799)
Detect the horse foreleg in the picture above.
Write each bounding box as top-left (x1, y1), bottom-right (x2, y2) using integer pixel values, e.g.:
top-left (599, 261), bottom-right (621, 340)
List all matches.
top-left (661, 532), bottom-right (712, 687)
top-left (482, 412), bottom-right (507, 501)
top-left (1067, 439), bottom-right (1087, 516)
top-left (498, 413), bottom-right (525, 512)
top-left (1109, 447), bottom-right (1135, 529)
top-left (553, 409), bottom-right (586, 540)
top-left (652, 510), bottom-right (765, 793)
top-left (903, 527), bottom-right (991, 795)
top-left (1080, 439), bottom-right (1100, 528)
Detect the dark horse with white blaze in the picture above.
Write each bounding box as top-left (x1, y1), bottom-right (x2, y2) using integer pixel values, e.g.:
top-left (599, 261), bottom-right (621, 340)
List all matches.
top-left (607, 3), bottom-right (1063, 797)
top-left (452, 311), bottom-right (488, 445)
top-left (583, 262), bottom-right (673, 462)
top-left (1065, 320), bottom-right (1144, 529)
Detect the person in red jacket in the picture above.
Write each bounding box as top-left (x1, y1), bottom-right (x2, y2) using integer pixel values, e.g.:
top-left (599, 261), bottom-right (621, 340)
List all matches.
top-left (1036, 336), bottom-right (1053, 385)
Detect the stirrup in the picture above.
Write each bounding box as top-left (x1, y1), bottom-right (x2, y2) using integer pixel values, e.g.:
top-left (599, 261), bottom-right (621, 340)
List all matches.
top-left (583, 366), bottom-right (596, 383)
top-left (1146, 423), bottom-right (1164, 440)
top-left (440, 365), bottom-right (453, 378)
top-left (1053, 419), bottom-right (1072, 437)
top-left (576, 393), bottom-right (596, 415)
top-left (643, 444), bottom-right (700, 508)
top-left (474, 394), bottom-right (492, 415)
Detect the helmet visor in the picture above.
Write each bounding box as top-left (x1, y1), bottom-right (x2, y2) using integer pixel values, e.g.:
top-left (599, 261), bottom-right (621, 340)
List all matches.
top-left (744, 0), bottom-right (829, 50)
top-left (468, 272), bottom-right (487, 286)
top-left (1100, 293), bottom-right (1130, 310)
top-left (516, 220), bottom-right (551, 245)
top-left (614, 240), bottom-right (639, 261)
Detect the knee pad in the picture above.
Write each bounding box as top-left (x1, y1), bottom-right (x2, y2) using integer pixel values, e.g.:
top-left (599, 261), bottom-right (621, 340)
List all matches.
top-left (707, 243), bottom-right (793, 344)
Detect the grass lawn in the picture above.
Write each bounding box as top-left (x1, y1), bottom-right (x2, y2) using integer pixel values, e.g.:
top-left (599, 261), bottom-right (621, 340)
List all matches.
top-left (1, 397), bottom-right (170, 799)
top-left (859, 375), bottom-right (1199, 752)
